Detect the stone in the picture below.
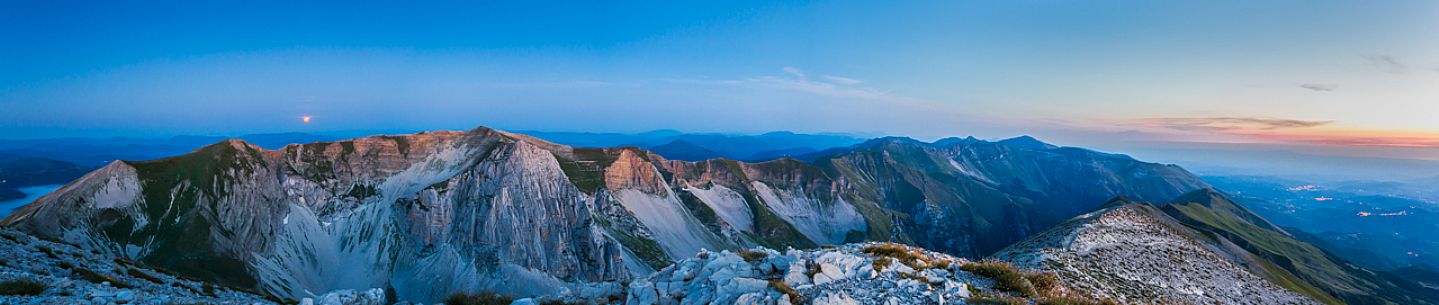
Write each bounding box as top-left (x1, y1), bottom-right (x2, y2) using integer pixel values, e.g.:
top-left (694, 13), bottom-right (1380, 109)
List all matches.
top-left (315, 288), bottom-right (386, 305)
top-left (626, 279), bottom-right (659, 305)
top-left (811, 291), bottom-right (860, 305)
top-left (782, 262), bottom-right (811, 287)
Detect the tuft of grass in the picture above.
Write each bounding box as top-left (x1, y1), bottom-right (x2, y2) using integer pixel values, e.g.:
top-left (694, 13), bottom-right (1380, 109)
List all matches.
top-left (444, 291), bottom-right (513, 305)
top-left (967, 294), bottom-right (1027, 305)
top-left (737, 249), bottom-right (769, 262)
top-left (861, 243), bottom-right (931, 270)
top-left (128, 268), bottom-right (165, 284)
top-left (1036, 296), bottom-right (1121, 305)
top-left (872, 257), bottom-right (893, 272)
top-left (0, 278), bottom-right (46, 296)
top-left (36, 245), bottom-right (59, 259)
top-left (769, 279), bottom-right (804, 303)
top-left (1027, 272), bottom-right (1062, 297)
top-left (960, 261), bottom-right (1036, 297)
top-left (73, 268), bottom-right (132, 288)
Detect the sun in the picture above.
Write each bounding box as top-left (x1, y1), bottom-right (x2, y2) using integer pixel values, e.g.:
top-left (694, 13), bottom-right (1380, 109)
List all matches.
top-left (302, 116), bottom-right (312, 123)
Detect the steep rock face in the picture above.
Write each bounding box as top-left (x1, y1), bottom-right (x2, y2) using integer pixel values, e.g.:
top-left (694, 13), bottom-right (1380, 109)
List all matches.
top-left (993, 200), bottom-right (1318, 304)
top-left (4, 128), bottom-right (633, 302)
top-left (2, 127), bottom-right (1213, 302)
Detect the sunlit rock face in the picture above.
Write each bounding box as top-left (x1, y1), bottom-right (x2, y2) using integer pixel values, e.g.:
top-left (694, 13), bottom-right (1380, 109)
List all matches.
top-left (2, 126), bottom-right (1208, 302)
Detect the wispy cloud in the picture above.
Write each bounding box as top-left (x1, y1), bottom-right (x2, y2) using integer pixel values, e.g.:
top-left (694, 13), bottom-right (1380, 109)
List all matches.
top-left (1298, 83), bottom-right (1337, 92)
top-left (782, 66), bottom-right (807, 79)
top-left (1238, 132), bottom-right (1439, 149)
top-left (1367, 55), bottom-right (1408, 74)
top-left (667, 67), bottom-right (894, 101)
top-left (822, 75), bottom-right (863, 85)
top-left (1133, 117), bottom-right (1332, 132)
top-left (1123, 116), bottom-right (1439, 148)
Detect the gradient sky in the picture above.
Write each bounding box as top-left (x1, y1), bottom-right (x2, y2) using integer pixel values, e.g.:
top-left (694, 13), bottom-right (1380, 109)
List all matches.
top-left (3, 1), bottom-right (1438, 159)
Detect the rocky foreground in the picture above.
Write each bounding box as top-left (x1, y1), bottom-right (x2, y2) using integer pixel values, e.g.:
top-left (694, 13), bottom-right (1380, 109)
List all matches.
top-left (516, 243), bottom-right (1115, 305)
top-left (0, 220), bottom-right (1314, 305)
top-left (0, 227), bottom-right (274, 304)
top-left (0, 223), bottom-right (1108, 305)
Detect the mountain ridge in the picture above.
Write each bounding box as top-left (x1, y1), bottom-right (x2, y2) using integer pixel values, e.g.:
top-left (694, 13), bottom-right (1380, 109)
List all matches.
top-left (3, 125), bottom-right (1225, 302)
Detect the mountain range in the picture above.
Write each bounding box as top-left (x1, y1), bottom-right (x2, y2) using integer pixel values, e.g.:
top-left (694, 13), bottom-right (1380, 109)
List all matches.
top-left (2, 126), bottom-right (1434, 304)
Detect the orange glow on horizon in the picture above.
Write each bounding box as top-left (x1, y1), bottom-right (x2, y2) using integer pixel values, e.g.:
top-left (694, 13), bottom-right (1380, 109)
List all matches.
top-left (1219, 127), bottom-right (1439, 148)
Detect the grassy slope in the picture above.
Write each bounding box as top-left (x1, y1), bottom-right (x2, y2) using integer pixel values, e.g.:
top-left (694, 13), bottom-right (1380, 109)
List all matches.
top-left (121, 141), bottom-right (266, 289)
top-left (1163, 193), bottom-right (1439, 305)
top-left (1162, 202), bottom-right (1345, 305)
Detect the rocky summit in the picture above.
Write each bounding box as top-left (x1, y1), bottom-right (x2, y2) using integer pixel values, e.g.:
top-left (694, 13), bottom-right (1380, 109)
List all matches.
top-left (994, 200), bottom-right (1318, 305)
top-left (0, 227), bottom-right (274, 304)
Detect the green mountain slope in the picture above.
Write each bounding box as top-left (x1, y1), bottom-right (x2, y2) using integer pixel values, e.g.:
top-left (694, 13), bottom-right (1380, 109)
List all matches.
top-left (1162, 189), bottom-right (1439, 305)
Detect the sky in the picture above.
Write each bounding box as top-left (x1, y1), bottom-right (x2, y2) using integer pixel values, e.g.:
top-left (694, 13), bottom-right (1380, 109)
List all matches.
top-left (3, 0), bottom-right (1439, 161)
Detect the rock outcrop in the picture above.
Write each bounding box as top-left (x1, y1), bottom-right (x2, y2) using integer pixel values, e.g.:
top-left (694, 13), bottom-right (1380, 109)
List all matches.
top-left (0, 227), bottom-right (275, 304)
top-left (619, 244), bottom-right (984, 305)
top-left (993, 200), bottom-right (1319, 304)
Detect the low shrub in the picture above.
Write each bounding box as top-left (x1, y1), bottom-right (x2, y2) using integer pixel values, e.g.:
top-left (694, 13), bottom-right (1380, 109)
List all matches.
top-left (127, 268), bottom-right (165, 284)
top-left (871, 257), bottom-right (893, 272)
top-left (737, 249), bottom-right (768, 262)
top-left (960, 261), bottom-right (1036, 297)
top-left (861, 243), bottom-right (930, 269)
top-left (1036, 295), bottom-right (1121, 305)
top-left (0, 278), bottom-right (46, 296)
top-left (1027, 272), bottom-right (1062, 296)
top-left (769, 279), bottom-right (803, 303)
top-left (967, 294), bottom-right (1027, 305)
top-left (73, 268), bottom-right (132, 288)
top-left (35, 245), bottom-right (59, 259)
top-left (444, 291), bottom-right (513, 305)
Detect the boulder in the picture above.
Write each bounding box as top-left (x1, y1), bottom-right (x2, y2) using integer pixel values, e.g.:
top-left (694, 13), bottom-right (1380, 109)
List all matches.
top-left (315, 288), bottom-right (386, 305)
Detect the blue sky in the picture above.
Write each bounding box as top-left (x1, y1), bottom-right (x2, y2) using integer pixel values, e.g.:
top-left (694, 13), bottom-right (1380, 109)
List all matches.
top-left (3, 1), bottom-right (1438, 159)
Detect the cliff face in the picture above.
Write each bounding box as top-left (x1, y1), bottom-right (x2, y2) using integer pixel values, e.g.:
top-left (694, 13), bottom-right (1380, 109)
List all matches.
top-left (1, 127), bottom-right (1211, 302)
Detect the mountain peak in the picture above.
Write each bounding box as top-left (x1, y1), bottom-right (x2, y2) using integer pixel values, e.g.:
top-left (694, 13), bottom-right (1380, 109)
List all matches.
top-left (997, 135), bottom-right (1056, 149)
top-left (857, 136), bottom-right (926, 148)
top-left (648, 139), bottom-right (723, 161)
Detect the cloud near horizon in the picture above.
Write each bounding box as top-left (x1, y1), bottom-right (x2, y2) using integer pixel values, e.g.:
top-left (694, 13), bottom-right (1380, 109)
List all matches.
top-left (1133, 117), bottom-right (1333, 132)
top-left (1298, 83), bottom-right (1338, 92)
top-left (1126, 117), bottom-right (1439, 148)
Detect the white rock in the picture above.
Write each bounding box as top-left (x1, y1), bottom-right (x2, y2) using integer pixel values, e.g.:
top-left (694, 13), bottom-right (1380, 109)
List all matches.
top-left (715, 278), bottom-right (768, 304)
top-left (626, 279), bottom-right (659, 305)
top-left (811, 290), bottom-right (860, 305)
top-left (315, 288), bottom-right (386, 305)
top-left (733, 292), bottom-right (768, 305)
top-left (812, 263), bottom-right (846, 285)
top-left (944, 281), bottom-right (970, 298)
top-left (114, 290), bottom-right (134, 303)
top-left (510, 298), bottom-right (539, 305)
top-left (781, 262), bottom-right (811, 287)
